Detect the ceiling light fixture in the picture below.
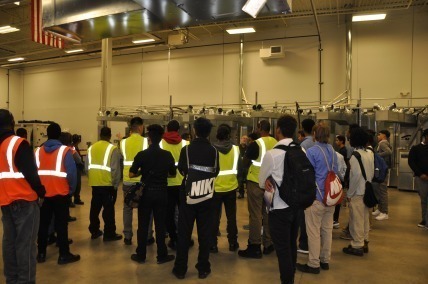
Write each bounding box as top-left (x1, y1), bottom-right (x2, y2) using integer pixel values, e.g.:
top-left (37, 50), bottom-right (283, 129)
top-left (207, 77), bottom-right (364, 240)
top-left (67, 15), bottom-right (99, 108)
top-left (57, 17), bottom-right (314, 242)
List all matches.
top-left (8, 57), bottom-right (24, 62)
top-left (132, 38), bottom-right (155, 44)
top-left (242, 0), bottom-right (267, 18)
top-left (14, 2), bottom-right (20, 5)
top-left (352, 13), bottom-right (387, 22)
top-left (0, 25), bottom-right (20, 34)
top-left (64, 49), bottom-right (84, 54)
top-left (226, 27), bottom-right (256, 34)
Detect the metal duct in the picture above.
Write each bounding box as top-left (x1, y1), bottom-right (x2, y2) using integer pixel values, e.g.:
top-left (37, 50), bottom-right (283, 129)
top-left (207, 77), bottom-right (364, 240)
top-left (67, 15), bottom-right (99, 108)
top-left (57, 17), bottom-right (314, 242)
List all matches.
top-left (346, 15), bottom-right (352, 104)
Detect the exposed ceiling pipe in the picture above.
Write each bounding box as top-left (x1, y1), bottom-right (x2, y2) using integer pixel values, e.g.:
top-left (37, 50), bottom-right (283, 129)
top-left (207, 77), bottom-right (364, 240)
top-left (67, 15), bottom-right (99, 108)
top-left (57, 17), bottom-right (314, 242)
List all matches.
top-left (310, 0), bottom-right (323, 105)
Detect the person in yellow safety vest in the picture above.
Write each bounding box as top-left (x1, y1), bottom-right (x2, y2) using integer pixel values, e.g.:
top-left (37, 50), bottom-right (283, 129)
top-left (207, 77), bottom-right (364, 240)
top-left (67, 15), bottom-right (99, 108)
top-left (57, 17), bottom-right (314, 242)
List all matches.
top-left (88, 126), bottom-right (122, 242)
top-left (209, 124), bottom-right (243, 253)
top-left (120, 117), bottom-right (154, 246)
top-left (159, 120), bottom-right (189, 250)
top-left (238, 120), bottom-right (277, 259)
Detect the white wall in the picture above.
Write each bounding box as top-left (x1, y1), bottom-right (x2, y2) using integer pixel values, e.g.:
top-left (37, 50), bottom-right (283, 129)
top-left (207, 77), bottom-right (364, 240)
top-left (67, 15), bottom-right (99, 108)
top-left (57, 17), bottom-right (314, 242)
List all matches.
top-left (0, 68), bottom-right (9, 109)
top-left (5, 8), bottom-right (428, 146)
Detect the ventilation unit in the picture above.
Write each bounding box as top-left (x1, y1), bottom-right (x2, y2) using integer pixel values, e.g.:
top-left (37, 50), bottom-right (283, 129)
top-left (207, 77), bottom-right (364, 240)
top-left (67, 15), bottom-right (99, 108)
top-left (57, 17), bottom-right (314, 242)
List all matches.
top-left (259, 46), bottom-right (285, 59)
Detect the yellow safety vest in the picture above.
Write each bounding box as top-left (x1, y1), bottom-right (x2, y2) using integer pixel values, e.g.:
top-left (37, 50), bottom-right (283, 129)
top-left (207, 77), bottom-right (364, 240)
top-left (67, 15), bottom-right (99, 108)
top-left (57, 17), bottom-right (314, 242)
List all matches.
top-left (160, 139), bottom-right (188, 186)
top-left (121, 134), bottom-right (148, 183)
top-left (247, 136), bottom-right (277, 183)
top-left (215, 145), bottom-right (239, 192)
top-left (88, 140), bottom-right (116, 186)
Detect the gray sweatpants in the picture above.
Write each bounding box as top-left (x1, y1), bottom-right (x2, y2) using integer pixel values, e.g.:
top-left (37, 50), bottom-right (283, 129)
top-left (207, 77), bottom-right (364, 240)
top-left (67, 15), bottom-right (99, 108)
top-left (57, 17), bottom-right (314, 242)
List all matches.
top-left (373, 170), bottom-right (389, 214)
top-left (123, 184), bottom-right (153, 240)
top-left (415, 176), bottom-right (428, 224)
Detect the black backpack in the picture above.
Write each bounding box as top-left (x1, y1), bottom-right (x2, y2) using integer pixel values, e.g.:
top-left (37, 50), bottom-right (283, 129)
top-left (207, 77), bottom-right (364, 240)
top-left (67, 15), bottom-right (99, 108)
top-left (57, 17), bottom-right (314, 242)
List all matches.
top-left (275, 143), bottom-right (316, 210)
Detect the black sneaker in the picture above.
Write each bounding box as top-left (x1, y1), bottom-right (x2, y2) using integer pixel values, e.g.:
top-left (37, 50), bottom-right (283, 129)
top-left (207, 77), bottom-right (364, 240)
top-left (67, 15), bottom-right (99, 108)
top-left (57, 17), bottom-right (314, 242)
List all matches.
top-left (320, 262), bottom-right (329, 270)
top-left (103, 234), bottom-right (122, 242)
top-left (58, 253), bottom-right (80, 265)
top-left (296, 263), bottom-right (320, 274)
top-left (131, 254), bottom-right (145, 264)
top-left (363, 240), bottom-right (369, 253)
top-left (237, 193), bottom-right (245, 199)
top-left (209, 246), bottom-right (218, 253)
top-left (417, 221), bottom-right (426, 228)
top-left (69, 202), bottom-right (76, 208)
top-left (74, 200), bottom-right (84, 205)
top-left (343, 245), bottom-right (364, 256)
top-left (229, 242), bottom-right (239, 252)
top-left (167, 240), bottom-right (176, 250)
top-left (91, 230), bottom-right (103, 240)
top-left (172, 268), bottom-right (185, 280)
top-left (157, 254), bottom-right (175, 264)
top-left (198, 270), bottom-right (211, 279)
top-left (37, 252), bottom-right (46, 263)
top-left (124, 238), bottom-right (132, 245)
top-left (68, 216), bottom-right (77, 222)
top-left (263, 245), bottom-right (274, 255)
top-left (238, 244), bottom-right (262, 259)
top-left (147, 237), bottom-right (155, 245)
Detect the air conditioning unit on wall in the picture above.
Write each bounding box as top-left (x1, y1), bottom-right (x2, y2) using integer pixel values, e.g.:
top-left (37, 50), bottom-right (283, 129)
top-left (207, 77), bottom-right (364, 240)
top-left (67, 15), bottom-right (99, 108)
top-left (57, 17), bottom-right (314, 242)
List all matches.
top-left (259, 46), bottom-right (285, 59)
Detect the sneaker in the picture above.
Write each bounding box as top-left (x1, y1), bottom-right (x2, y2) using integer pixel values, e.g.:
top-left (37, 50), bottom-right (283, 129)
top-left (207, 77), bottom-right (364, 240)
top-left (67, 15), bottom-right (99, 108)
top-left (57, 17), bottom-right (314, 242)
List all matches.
top-left (68, 216), bottom-right (77, 222)
top-left (238, 244), bottom-right (262, 259)
top-left (69, 202), bottom-right (76, 208)
top-left (339, 231), bottom-right (353, 240)
top-left (363, 240), bottom-right (369, 253)
top-left (172, 268), bottom-right (185, 280)
top-left (124, 238), bottom-right (132, 245)
top-left (243, 224), bottom-right (250, 230)
top-left (343, 245), bottom-right (364, 256)
top-left (375, 213), bottom-right (389, 221)
top-left (103, 233), bottom-right (122, 242)
top-left (209, 246), bottom-right (218, 253)
top-left (297, 247), bottom-right (309, 254)
top-left (372, 209), bottom-right (381, 216)
top-left (91, 230), bottom-right (103, 240)
top-left (157, 254), bottom-right (175, 264)
top-left (320, 262), bottom-right (329, 270)
top-left (263, 245), bottom-right (275, 255)
top-left (229, 242), bottom-right (239, 252)
top-left (198, 270), bottom-right (211, 279)
top-left (131, 254), bottom-right (146, 264)
top-left (74, 200), bottom-right (84, 205)
top-left (58, 253), bottom-right (81, 265)
top-left (237, 193), bottom-right (245, 199)
top-left (417, 221), bottom-right (426, 228)
top-left (333, 221), bottom-right (340, 229)
top-left (296, 263), bottom-right (320, 274)
top-left (37, 252), bottom-right (46, 263)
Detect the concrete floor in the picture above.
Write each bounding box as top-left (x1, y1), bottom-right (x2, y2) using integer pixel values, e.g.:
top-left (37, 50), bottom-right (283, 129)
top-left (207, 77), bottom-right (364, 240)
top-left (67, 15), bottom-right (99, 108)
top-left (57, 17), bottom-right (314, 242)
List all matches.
top-left (1, 176), bottom-right (427, 284)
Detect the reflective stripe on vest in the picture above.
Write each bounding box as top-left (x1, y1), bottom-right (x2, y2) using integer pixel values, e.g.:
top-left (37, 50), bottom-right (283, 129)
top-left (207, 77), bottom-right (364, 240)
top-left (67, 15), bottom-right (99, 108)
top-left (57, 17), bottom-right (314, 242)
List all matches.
top-left (122, 137), bottom-right (147, 166)
top-left (0, 136), bottom-right (25, 179)
top-left (35, 146), bottom-right (68, 178)
top-left (160, 139), bottom-right (187, 166)
top-left (88, 144), bottom-right (114, 172)
top-left (218, 146), bottom-right (239, 176)
top-left (251, 138), bottom-right (266, 167)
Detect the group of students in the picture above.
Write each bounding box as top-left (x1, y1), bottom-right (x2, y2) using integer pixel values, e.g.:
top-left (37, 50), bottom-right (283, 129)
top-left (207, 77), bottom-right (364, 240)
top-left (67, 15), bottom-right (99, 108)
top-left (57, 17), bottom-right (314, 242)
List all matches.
top-left (1, 106), bottom-right (428, 284)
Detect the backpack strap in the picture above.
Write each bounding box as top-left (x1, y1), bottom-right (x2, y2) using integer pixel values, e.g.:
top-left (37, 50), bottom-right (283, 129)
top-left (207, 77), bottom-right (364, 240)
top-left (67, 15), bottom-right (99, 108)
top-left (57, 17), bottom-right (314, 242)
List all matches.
top-left (352, 151), bottom-right (368, 182)
top-left (315, 145), bottom-right (331, 172)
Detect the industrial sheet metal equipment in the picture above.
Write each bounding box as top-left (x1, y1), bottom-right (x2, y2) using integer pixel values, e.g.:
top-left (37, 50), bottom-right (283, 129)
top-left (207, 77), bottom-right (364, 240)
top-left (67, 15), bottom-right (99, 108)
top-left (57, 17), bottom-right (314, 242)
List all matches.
top-left (15, 121), bottom-right (50, 148)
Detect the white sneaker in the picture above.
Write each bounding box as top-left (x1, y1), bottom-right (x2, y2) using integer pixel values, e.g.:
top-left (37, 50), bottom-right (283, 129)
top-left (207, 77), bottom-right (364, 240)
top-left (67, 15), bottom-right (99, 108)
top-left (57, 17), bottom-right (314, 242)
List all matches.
top-left (375, 213), bottom-right (389, 221)
top-left (333, 221), bottom-right (340, 229)
top-left (372, 209), bottom-right (381, 216)
top-left (297, 248), bottom-right (309, 254)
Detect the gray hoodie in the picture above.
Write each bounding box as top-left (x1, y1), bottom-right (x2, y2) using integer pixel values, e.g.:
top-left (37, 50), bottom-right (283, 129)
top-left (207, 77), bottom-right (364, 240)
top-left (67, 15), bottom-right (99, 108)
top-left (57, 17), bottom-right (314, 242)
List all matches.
top-left (377, 140), bottom-right (392, 168)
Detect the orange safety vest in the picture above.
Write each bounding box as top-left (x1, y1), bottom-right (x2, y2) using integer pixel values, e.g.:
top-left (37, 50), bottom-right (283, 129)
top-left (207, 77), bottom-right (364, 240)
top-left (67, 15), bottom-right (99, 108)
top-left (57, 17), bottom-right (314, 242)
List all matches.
top-left (0, 136), bottom-right (38, 206)
top-left (35, 145), bottom-right (70, 197)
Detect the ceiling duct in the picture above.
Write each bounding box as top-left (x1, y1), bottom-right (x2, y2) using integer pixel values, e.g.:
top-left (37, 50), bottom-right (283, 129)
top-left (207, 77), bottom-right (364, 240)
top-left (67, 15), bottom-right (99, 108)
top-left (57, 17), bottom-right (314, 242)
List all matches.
top-left (41, 0), bottom-right (292, 43)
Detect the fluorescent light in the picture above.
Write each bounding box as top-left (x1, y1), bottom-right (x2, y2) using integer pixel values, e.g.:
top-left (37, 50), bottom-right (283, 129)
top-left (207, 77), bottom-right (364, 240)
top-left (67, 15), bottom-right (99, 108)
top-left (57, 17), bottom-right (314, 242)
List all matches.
top-left (132, 38), bottom-right (155, 44)
top-left (352, 14), bottom-right (386, 22)
top-left (226, 27), bottom-right (256, 34)
top-left (64, 49), bottom-right (84, 54)
top-left (14, 2), bottom-right (20, 5)
top-left (8, 57), bottom-right (24, 62)
top-left (0, 25), bottom-right (20, 34)
top-left (242, 0), bottom-right (267, 18)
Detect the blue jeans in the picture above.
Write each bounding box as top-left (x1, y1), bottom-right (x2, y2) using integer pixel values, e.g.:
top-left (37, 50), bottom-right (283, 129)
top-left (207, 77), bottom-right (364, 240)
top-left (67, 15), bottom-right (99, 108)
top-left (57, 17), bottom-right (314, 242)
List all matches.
top-left (1, 200), bottom-right (40, 284)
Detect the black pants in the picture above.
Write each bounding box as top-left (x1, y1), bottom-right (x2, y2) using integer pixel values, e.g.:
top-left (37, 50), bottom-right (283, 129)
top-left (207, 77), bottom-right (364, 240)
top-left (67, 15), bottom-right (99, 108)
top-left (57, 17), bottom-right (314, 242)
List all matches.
top-left (73, 170), bottom-right (82, 202)
top-left (333, 204), bottom-right (341, 222)
top-left (89, 186), bottom-right (117, 237)
top-left (166, 185), bottom-right (181, 242)
top-left (269, 207), bottom-right (299, 284)
top-left (212, 190), bottom-right (238, 246)
top-left (136, 189), bottom-right (168, 260)
top-left (38, 195), bottom-right (70, 256)
top-left (298, 209), bottom-right (308, 250)
top-left (174, 192), bottom-right (214, 275)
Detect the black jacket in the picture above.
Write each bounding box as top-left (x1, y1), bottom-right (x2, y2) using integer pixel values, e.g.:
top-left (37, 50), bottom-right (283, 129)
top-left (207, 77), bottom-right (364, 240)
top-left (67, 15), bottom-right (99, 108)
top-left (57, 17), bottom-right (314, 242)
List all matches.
top-left (0, 129), bottom-right (45, 198)
top-left (408, 142), bottom-right (428, 177)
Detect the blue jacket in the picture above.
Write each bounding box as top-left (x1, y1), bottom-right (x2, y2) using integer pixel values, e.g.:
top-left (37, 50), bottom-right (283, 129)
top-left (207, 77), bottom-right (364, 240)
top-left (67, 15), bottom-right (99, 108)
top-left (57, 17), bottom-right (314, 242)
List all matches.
top-left (306, 142), bottom-right (339, 202)
top-left (43, 139), bottom-right (77, 195)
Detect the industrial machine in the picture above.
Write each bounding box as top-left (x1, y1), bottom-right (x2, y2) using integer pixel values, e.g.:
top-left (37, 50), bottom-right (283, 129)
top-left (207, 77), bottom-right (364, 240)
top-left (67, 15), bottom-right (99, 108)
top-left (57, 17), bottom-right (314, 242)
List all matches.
top-left (15, 121), bottom-right (50, 148)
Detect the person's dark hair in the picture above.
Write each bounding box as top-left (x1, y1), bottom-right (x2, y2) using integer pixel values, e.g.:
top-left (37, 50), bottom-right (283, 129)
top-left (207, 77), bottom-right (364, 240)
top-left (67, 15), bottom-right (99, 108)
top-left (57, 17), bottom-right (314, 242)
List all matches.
top-left (72, 134), bottom-right (81, 144)
top-left (0, 109), bottom-right (14, 129)
top-left (130, 117), bottom-right (143, 132)
top-left (248, 132), bottom-right (259, 141)
top-left (366, 129), bottom-right (376, 147)
top-left (147, 124), bottom-right (164, 144)
top-left (258, 120), bottom-right (270, 133)
top-left (350, 127), bottom-right (368, 148)
top-left (379, 129), bottom-right (391, 139)
top-left (59, 132), bottom-right (72, 146)
top-left (297, 130), bottom-right (305, 138)
top-left (193, 117), bottom-right (213, 138)
top-left (16, 128), bottom-right (27, 139)
top-left (336, 135), bottom-right (345, 144)
top-left (181, 132), bottom-right (191, 141)
top-left (167, 120), bottom-right (180, 132)
top-left (216, 124), bottom-right (231, 141)
top-left (349, 123), bottom-right (360, 132)
top-left (100, 127), bottom-right (112, 140)
top-left (277, 115), bottom-right (297, 138)
top-left (301, 119), bottom-right (315, 134)
top-left (47, 123), bottom-right (61, 140)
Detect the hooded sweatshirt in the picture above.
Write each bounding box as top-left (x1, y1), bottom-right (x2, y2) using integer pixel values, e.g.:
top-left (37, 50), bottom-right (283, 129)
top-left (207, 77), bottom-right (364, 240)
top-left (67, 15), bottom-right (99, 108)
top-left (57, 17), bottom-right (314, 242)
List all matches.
top-left (212, 140), bottom-right (244, 188)
top-left (0, 128), bottom-right (46, 198)
top-left (163, 131), bottom-right (182, 144)
top-left (42, 139), bottom-right (77, 195)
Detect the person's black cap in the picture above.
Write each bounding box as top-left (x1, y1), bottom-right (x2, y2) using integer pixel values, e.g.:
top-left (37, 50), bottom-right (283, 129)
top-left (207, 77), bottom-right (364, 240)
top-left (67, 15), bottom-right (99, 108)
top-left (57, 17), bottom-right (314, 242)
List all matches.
top-left (379, 130), bottom-right (390, 138)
